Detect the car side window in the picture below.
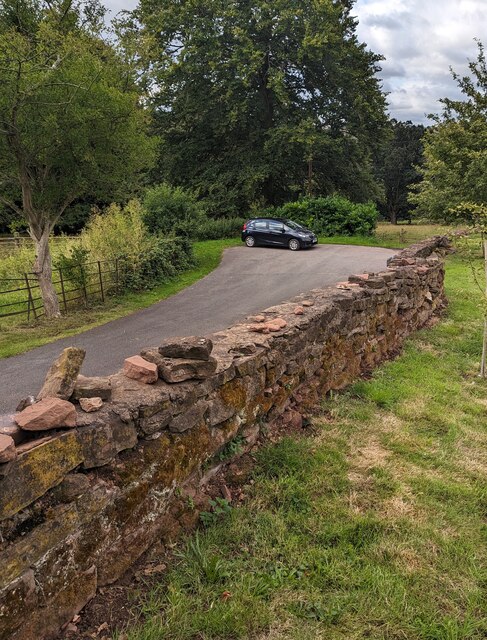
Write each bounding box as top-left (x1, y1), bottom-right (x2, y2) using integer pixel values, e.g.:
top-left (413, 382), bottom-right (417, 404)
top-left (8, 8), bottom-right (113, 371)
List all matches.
top-left (254, 221), bottom-right (268, 230)
top-left (268, 221), bottom-right (284, 232)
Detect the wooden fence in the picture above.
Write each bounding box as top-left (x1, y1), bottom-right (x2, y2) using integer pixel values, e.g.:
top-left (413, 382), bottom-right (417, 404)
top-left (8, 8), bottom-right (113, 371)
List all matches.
top-left (0, 259), bottom-right (123, 321)
top-left (0, 235), bottom-right (76, 255)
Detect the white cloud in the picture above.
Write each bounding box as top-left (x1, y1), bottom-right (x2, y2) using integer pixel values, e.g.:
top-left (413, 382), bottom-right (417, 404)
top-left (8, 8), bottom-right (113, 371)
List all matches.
top-left (103, 0), bottom-right (487, 124)
top-left (354, 0), bottom-right (487, 122)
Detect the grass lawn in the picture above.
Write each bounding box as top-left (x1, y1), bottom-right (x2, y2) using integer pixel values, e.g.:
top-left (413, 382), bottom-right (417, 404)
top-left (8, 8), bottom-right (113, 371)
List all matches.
top-left (119, 252), bottom-right (487, 640)
top-left (0, 238), bottom-right (239, 359)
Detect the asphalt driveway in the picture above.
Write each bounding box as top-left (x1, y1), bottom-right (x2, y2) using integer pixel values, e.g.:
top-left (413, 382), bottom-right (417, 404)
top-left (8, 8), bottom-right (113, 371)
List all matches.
top-left (0, 244), bottom-right (395, 413)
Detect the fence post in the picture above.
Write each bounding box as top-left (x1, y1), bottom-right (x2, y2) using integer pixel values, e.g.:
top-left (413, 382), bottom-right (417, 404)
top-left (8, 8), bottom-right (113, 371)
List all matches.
top-left (97, 261), bottom-right (105, 302)
top-left (24, 274), bottom-right (37, 320)
top-left (81, 264), bottom-right (88, 305)
top-left (59, 268), bottom-right (68, 313)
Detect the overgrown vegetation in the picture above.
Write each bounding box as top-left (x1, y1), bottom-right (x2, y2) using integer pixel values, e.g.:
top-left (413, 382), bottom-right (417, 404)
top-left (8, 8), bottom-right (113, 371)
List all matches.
top-left (269, 195), bottom-right (378, 237)
top-left (119, 251), bottom-right (487, 640)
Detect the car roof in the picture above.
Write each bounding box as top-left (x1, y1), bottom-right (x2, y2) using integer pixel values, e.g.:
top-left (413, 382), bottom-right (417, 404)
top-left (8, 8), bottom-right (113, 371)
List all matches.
top-left (248, 217), bottom-right (287, 222)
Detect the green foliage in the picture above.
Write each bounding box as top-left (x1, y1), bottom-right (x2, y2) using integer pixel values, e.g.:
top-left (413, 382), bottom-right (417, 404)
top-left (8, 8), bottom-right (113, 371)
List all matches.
top-left (192, 217), bottom-right (245, 241)
top-left (143, 184), bottom-right (206, 236)
top-left (176, 533), bottom-right (228, 585)
top-left (0, 0), bottom-right (156, 315)
top-left (53, 245), bottom-right (90, 291)
top-left (82, 201), bottom-right (150, 267)
top-left (200, 498), bottom-right (233, 527)
top-left (121, 236), bottom-right (194, 291)
top-left (217, 435), bottom-right (246, 462)
top-left (133, 0), bottom-right (388, 215)
top-left (376, 119), bottom-right (426, 223)
top-left (81, 200), bottom-right (194, 291)
top-left (411, 41), bottom-right (487, 221)
top-left (272, 196), bottom-right (378, 236)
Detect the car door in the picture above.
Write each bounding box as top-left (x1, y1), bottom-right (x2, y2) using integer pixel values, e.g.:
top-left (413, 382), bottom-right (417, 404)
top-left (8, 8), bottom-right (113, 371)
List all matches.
top-left (267, 220), bottom-right (286, 245)
top-left (252, 220), bottom-right (269, 244)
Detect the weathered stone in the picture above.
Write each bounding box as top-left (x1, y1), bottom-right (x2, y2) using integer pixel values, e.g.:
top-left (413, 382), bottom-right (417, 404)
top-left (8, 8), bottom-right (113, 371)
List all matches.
top-left (15, 436), bottom-right (53, 454)
top-left (15, 396), bottom-right (35, 412)
top-left (12, 565), bottom-right (96, 640)
top-left (140, 408), bottom-right (172, 436)
top-left (72, 375), bottom-right (112, 401)
top-left (14, 397), bottom-right (77, 431)
top-left (294, 306), bottom-right (304, 315)
top-left (0, 431), bottom-right (83, 520)
top-left (0, 434), bottom-right (16, 463)
top-left (230, 342), bottom-right (257, 356)
top-left (79, 397), bottom-right (103, 413)
top-left (169, 401), bottom-right (208, 433)
top-left (78, 416), bottom-right (138, 468)
top-left (159, 356), bottom-right (217, 383)
top-left (123, 356), bottom-right (158, 384)
top-left (302, 300), bottom-right (314, 307)
top-left (54, 474), bottom-right (90, 502)
top-left (248, 323), bottom-right (270, 334)
top-left (0, 570), bottom-right (37, 638)
top-left (159, 336), bottom-right (213, 361)
top-left (37, 347), bottom-right (86, 401)
top-left (0, 415), bottom-right (25, 445)
top-left (248, 315), bottom-right (266, 323)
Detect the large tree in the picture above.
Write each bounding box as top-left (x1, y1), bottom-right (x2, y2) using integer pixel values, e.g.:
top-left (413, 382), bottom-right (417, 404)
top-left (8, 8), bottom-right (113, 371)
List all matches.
top-left (410, 41), bottom-right (487, 220)
top-left (132, 0), bottom-right (388, 216)
top-left (0, 0), bottom-right (155, 317)
top-left (377, 120), bottom-right (425, 224)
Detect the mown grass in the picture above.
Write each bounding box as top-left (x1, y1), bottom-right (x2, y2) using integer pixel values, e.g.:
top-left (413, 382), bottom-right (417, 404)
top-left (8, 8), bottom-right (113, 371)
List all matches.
top-left (319, 222), bottom-right (454, 249)
top-left (0, 238), bottom-right (240, 359)
top-left (119, 252), bottom-right (487, 640)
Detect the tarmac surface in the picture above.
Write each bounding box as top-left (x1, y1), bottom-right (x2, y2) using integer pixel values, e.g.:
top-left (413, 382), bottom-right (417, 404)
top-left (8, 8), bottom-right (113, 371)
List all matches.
top-left (0, 243), bottom-right (396, 414)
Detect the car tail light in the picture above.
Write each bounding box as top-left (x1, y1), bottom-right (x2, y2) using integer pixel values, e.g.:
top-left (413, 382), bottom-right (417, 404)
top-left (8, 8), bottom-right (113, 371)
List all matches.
top-left (243, 222), bottom-right (247, 231)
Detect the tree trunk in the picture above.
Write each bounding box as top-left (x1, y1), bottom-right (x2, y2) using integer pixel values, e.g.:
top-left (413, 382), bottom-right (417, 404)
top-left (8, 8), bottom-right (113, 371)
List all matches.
top-left (481, 238), bottom-right (487, 377)
top-left (32, 227), bottom-right (61, 318)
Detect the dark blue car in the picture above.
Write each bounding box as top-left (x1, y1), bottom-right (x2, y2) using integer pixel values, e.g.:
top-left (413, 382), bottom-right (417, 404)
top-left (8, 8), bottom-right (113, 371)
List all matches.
top-left (241, 218), bottom-right (318, 251)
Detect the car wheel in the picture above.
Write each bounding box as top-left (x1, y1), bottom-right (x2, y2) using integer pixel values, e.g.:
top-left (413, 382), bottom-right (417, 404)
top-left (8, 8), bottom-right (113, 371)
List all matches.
top-left (288, 238), bottom-right (300, 251)
top-left (245, 236), bottom-right (256, 247)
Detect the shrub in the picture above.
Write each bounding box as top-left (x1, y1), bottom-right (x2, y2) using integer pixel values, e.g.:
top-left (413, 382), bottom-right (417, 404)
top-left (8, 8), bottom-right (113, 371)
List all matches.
top-left (82, 200), bottom-right (194, 291)
top-left (272, 196), bottom-right (378, 236)
top-left (54, 245), bottom-right (90, 291)
top-left (121, 236), bottom-right (194, 291)
top-left (82, 200), bottom-right (150, 268)
top-left (192, 217), bottom-right (245, 240)
top-left (143, 184), bottom-right (206, 235)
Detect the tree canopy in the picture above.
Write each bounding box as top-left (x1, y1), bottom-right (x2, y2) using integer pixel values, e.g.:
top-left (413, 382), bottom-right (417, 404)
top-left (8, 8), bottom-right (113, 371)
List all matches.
top-left (376, 120), bottom-right (425, 224)
top-left (132, 0), bottom-right (388, 216)
top-left (411, 41), bottom-right (487, 221)
top-left (0, 0), bottom-right (156, 315)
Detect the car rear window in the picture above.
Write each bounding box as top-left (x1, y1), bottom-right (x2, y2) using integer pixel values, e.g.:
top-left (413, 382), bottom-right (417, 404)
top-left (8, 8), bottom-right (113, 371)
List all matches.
top-left (253, 221), bottom-right (268, 230)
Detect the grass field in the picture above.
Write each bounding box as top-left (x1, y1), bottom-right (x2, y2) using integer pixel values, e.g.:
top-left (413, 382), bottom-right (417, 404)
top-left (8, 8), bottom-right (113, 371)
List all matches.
top-left (0, 224), bottom-right (455, 359)
top-left (118, 252), bottom-right (487, 640)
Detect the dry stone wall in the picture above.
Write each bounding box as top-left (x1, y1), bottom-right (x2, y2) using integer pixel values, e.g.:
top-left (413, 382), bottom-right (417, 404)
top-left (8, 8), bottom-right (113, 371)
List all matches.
top-left (0, 237), bottom-right (450, 640)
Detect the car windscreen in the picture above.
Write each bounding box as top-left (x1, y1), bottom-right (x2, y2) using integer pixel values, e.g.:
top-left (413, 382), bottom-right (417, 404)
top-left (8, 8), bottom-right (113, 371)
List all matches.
top-left (284, 220), bottom-right (306, 231)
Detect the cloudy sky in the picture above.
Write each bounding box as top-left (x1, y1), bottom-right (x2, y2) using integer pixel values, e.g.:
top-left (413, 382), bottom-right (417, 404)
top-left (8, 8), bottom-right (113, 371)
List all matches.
top-left (104, 0), bottom-right (487, 124)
